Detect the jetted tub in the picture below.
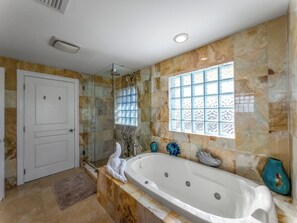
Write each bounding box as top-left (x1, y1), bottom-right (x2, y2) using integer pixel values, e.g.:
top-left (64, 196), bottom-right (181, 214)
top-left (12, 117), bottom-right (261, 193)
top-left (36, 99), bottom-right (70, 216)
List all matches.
top-left (125, 153), bottom-right (277, 223)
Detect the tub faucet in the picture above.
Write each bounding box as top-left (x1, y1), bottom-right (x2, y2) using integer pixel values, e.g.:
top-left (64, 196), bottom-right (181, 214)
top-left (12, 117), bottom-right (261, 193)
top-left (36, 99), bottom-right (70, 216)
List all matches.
top-left (133, 139), bottom-right (142, 157)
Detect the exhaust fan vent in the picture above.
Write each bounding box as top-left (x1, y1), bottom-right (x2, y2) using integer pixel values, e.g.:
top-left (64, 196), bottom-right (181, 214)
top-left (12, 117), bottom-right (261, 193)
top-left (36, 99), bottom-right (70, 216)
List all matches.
top-left (49, 36), bottom-right (81, 54)
top-left (38, 0), bottom-right (70, 14)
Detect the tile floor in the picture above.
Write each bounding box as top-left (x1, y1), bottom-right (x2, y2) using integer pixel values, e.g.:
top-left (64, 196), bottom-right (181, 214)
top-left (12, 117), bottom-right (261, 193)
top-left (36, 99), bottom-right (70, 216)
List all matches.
top-left (0, 168), bottom-right (114, 223)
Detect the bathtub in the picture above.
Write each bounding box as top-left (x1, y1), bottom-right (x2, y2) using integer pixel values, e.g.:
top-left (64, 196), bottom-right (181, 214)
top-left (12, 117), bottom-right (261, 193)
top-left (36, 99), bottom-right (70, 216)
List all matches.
top-left (125, 153), bottom-right (277, 223)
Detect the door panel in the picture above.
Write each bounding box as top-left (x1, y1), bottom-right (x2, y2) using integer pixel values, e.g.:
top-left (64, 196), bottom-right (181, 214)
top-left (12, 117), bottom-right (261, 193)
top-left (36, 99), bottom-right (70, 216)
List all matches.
top-left (35, 141), bottom-right (68, 167)
top-left (24, 76), bottom-right (75, 182)
top-left (36, 84), bottom-right (68, 124)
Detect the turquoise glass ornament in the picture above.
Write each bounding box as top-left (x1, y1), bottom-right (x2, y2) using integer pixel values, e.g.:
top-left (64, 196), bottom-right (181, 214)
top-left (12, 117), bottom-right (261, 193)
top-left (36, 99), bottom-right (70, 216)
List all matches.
top-left (166, 142), bottom-right (180, 156)
top-left (262, 158), bottom-right (290, 195)
top-left (150, 142), bottom-right (158, 153)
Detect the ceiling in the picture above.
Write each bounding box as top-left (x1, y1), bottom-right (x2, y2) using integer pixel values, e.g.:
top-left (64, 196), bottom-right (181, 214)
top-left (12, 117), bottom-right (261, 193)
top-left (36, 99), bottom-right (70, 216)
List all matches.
top-left (0, 0), bottom-right (289, 75)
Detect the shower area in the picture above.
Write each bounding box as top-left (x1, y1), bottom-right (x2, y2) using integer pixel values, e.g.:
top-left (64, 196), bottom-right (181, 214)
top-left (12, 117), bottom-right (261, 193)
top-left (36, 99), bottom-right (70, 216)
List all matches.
top-left (80, 64), bottom-right (151, 168)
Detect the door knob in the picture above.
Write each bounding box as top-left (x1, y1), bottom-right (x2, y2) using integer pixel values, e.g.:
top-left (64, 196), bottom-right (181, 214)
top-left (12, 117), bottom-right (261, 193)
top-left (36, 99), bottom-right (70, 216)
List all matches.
top-left (69, 129), bottom-right (74, 132)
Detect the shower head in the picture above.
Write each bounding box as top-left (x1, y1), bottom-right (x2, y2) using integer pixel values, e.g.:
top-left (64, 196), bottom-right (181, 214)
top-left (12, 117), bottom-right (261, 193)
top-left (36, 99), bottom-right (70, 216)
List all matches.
top-left (94, 63), bottom-right (133, 77)
top-left (111, 64), bottom-right (121, 76)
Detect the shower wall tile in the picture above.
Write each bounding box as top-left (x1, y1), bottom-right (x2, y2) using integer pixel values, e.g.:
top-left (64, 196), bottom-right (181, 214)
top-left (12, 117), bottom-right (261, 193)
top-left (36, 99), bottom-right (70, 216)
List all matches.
top-left (94, 75), bottom-right (113, 87)
top-left (114, 68), bottom-right (151, 155)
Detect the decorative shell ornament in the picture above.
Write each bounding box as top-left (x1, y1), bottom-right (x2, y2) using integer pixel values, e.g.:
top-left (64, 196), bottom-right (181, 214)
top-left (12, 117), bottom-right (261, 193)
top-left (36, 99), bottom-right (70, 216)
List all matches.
top-left (196, 150), bottom-right (221, 167)
top-left (166, 142), bottom-right (180, 156)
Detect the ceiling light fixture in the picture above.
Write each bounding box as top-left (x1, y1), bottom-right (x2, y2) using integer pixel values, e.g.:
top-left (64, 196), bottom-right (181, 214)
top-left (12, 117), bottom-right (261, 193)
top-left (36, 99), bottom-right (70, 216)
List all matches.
top-left (173, 33), bottom-right (189, 43)
top-left (200, 57), bottom-right (208, 61)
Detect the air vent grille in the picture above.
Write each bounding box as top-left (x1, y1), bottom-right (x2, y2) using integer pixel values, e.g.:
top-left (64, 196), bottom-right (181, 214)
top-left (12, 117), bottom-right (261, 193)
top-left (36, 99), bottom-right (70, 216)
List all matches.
top-left (38, 0), bottom-right (70, 14)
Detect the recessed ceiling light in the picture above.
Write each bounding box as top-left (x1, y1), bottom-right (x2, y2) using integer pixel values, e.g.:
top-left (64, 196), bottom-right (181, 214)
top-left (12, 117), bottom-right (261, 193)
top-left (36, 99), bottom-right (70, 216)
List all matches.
top-left (173, 33), bottom-right (189, 43)
top-left (200, 57), bottom-right (208, 61)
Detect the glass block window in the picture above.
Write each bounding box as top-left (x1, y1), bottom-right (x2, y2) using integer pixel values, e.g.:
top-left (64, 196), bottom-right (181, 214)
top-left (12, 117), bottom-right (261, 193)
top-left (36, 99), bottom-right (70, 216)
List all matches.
top-left (169, 62), bottom-right (235, 138)
top-left (115, 86), bottom-right (138, 126)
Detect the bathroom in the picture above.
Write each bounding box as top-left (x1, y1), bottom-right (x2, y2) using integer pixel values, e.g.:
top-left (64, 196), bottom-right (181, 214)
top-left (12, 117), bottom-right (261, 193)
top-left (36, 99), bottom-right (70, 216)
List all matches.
top-left (0, 0), bottom-right (297, 222)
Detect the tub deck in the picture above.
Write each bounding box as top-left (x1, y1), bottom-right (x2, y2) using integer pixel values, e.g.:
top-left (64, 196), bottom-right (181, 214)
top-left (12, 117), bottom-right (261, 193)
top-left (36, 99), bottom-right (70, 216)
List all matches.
top-left (97, 167), bottom-right (192, 223)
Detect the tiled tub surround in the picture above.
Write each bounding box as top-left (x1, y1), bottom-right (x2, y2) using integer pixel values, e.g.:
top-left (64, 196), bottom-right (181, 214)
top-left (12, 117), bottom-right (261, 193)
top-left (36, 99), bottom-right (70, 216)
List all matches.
top-left (98, 166), bottom-right (294, 223)
top-left (97, 167), bottom-right (192, 223)
top-left (151, 16), bottom-right (289, 186)
top-left (125, 153), bottom-right (277, 223)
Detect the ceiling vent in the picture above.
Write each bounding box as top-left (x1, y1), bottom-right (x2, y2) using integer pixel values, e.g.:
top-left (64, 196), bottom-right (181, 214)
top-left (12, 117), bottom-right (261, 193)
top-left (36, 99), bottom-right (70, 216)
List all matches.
top-left (37, 0), bottom-right (70, 14)
top-left (49, 36), bottom-right (81, 54)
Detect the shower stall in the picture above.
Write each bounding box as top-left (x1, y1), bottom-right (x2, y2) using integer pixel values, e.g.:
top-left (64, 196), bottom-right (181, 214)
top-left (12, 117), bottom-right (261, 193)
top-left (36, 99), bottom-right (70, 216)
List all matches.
top-left (81, 63), bottom-right (151, 168)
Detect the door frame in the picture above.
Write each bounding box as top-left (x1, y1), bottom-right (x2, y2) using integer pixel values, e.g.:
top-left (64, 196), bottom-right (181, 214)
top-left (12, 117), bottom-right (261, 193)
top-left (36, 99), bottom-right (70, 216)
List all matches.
top-left (0, 67), bottom-right (5, 200)
top-left (17, 70), bottom-right (80, 185)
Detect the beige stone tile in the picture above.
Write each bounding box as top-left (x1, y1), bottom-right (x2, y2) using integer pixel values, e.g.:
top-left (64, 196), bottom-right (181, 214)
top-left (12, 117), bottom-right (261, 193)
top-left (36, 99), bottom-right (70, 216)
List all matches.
top-left (208, 136), bottom-right (235, 151)
top-left (269, 101), bottom-right (288, 131)
top-left (4, 108), bottom-right (16, 158)
top-left (4, 158), bottom-right (16, 178)
top-left (90, 213), bottom-right (115, 223)
top-left (163, 211), bottom-right (192, 223)
top-left (58, 195), bottom-right (105, 223)
top-left (235, 128), bottom-right (269, 154)
top-left (0, 56), bottom-right (17, 91)
top-left (234, 23), bottom-right (268, 79)
top-left (4, 90), bottom-right (16, 108)
top-left (206, 36), bottom-right (234, 67)
top-left (145, 209), bottom-right (164, 223)
top-left (267, 16), bottom-right (287, 76)
top-left (235, 152), bottom-right (267, 183)
top-left (268, 131), bottom-right (290, 175)
top-left (2, 168), bottom-right (110, 223)
top-left (160, 76), bottom-right (168, 92)
top-left (151, 91), bottom-right (167, 108)
top-left (189, 134), bottom-right (209, 147)
top-left (268, 72), bottom-right (287, 103)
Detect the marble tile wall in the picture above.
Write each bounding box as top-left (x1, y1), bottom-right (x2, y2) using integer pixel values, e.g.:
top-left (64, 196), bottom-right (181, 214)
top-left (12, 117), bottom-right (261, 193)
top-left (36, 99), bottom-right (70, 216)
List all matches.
top-left (288, 0), bottom-right (297, 205)
top-left (150, 16), bottom-right (289, 184)
top-left (114, 68), bottom-right (151, 156)
top-left (0, 56), bottom-right (90, 188)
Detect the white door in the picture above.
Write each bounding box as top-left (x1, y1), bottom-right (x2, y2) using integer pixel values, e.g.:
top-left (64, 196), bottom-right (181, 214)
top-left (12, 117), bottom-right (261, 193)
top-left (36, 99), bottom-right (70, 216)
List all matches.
top-left (24, 76), bottom-right (75, 182)
top-left (0, 68), bottom-right (5, 200)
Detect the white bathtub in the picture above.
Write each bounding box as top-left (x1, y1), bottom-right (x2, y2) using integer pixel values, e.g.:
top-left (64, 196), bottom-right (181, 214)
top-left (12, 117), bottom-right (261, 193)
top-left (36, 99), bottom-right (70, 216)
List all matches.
top-left (125, 153), bottom-right (277, 223)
